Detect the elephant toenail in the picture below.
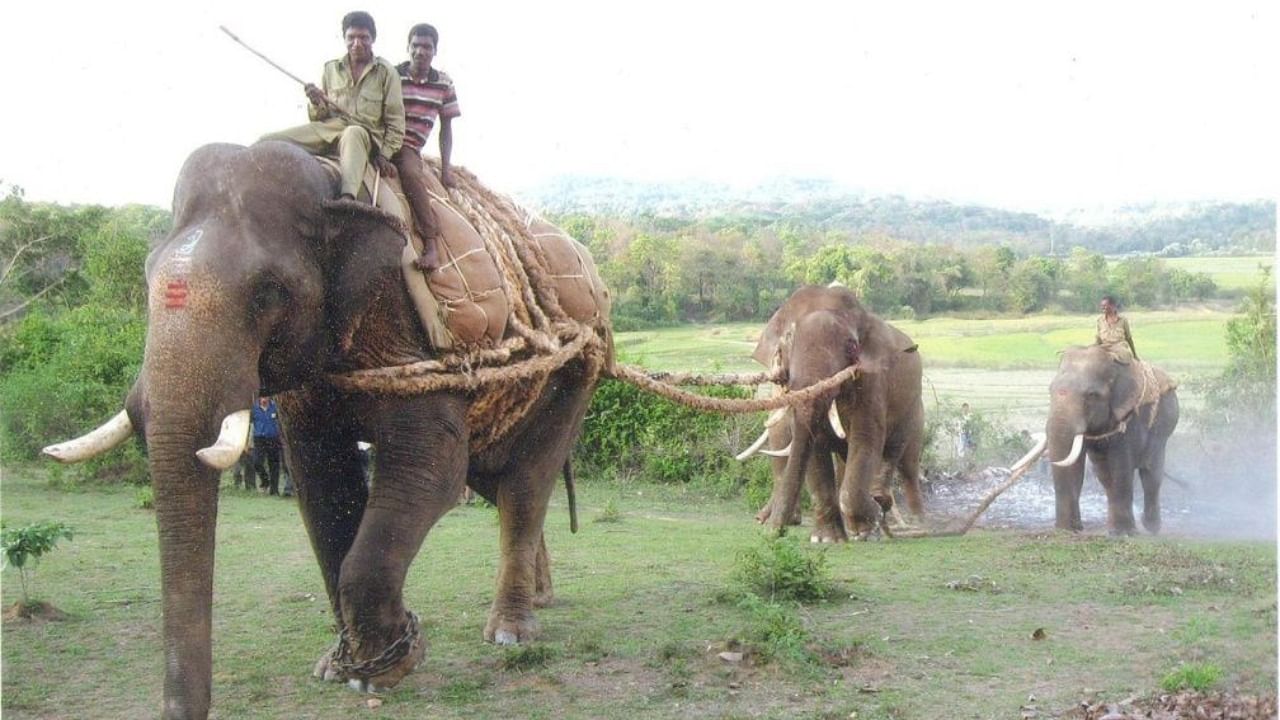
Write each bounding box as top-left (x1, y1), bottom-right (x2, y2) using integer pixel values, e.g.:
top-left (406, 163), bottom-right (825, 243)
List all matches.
top-left (494, 629), bottom-right (518, 646)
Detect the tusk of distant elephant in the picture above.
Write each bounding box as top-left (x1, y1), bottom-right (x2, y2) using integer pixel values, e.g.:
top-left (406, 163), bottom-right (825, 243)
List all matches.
top-left (764, 407), bottom-right (787, 429)
top-left (760, 442), bottom-right (792, 458)
top-left (42, 410), bottom-right (133, 463)
top-left (735, 429), bottom-right (771, 461)
top-left (1052, 433), bottom-right (1085, 467)
top-left (828, 402), bottom-right (846, 439)
top-left (195, 410), bottom-right (252, 470)
top-left (1010, 433), bottom-right (1047, 471)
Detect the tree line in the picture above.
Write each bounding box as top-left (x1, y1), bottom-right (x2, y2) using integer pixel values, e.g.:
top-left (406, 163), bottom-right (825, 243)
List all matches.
top-left (556, 213), bottom-right (1225, 329)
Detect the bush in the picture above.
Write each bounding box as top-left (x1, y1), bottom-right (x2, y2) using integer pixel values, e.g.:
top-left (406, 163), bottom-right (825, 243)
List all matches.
top-left (576, 378), bottom-right (762, 492)
top-left (736, 593), bottom-right (813, 664)
top-left (729, 534), bottom-right (834, 603)
top-left (1, 521), bottom-right (74, 604)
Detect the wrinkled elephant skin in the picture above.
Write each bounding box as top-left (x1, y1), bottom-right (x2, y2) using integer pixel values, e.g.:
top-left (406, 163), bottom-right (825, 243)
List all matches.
top-left (53, 141), bottom-right (608, 720)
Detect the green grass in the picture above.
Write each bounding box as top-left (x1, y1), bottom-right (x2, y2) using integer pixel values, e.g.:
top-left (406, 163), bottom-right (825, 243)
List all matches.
top-left (2, 469), bottom-right (1274, 719)
top-left (616, 309), bottom-right (1233, 374)
top-left (1161, 255), bottom-right (1274, 292)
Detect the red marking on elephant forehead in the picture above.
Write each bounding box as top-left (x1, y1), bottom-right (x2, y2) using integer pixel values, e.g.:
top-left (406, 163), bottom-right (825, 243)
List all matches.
top-left (1056, 388), bottom-right (1069, 397)
top-left (164, 279), bottom-right (189, 309)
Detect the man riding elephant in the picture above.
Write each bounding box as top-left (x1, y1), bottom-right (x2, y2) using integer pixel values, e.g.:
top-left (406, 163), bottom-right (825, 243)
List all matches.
top-left (261, 11), bottom-right (405, 202)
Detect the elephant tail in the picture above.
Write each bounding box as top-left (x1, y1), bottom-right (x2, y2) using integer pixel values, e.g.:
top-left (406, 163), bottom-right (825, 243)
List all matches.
top-left (564, 458), bottom-right (578, 534)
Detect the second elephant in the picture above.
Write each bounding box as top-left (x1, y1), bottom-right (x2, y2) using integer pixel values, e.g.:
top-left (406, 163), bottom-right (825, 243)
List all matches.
top-left (752, 286), bottom-right (925, 541)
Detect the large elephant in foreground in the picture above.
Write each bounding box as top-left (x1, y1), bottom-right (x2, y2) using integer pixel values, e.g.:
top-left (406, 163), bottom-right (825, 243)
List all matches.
top-left (43, 141), bottom-right (611, 719)
top-left (1043, 345), bottom-right (1178, 535)
top-left (750, 286), bottom-right (925, 541)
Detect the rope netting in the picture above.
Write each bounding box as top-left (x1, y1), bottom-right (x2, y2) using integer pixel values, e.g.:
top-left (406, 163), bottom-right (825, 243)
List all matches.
top-left (324, 169), bottom-right (865, 449)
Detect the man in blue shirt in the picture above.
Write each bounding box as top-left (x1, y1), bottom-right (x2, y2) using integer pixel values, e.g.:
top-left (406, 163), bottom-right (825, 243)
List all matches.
top-left (251, 395), bottom-right (283, 496)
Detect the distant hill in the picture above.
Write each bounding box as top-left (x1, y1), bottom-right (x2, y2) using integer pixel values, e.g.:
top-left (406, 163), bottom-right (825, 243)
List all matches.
top-left (515, 176), bottom-right (1275, 255)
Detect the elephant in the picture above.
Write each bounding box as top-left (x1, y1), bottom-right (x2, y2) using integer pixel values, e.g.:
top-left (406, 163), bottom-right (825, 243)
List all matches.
top-left (42, 140), bottom-right (612, 720)
top-left (749, 285), bottom-right (925, 542)
top-left (1042, 345), bottom-right (1179, 535)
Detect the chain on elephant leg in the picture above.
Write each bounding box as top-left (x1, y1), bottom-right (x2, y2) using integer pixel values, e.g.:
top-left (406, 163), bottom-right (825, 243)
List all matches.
top-left (316, 611), bottom-right (425, 693)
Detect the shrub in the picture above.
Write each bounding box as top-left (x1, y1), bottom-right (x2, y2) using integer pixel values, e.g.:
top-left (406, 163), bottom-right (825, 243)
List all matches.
top-left (729, 534), bottom-right (834, 603)
top-left (576, 378), bottom-right (761, 492)
top-left (736, 594), bottom-right (813, 664)
top-left (1, 521), bottom-right (75, 605)
top-left (1160, 662), bottom-right (1224, 693)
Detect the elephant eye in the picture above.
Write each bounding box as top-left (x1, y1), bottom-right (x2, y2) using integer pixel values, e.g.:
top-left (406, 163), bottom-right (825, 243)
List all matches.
top-left (252, 278), bottom-right (291, 314)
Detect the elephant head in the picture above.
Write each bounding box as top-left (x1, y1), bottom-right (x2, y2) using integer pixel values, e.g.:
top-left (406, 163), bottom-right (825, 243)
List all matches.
top-left (748, 285), bottom-right (925, 542)
top-left (44, 141), bottom-right (418, 719)
top-left (1043, 345), bottom-right (1179, 534)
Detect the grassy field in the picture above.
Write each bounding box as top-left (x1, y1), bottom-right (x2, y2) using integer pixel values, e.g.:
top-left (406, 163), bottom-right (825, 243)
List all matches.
top-left (615, 309), bottom-right (1235, 431)
top-left (1160, 255), bottom-right (1274, 292)
top-left (2, 470), bottom-right (1275, 719)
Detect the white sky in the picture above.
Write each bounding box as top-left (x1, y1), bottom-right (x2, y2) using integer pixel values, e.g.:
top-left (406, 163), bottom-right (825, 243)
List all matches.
top-left (5, 1), bottom-right (1276, 213)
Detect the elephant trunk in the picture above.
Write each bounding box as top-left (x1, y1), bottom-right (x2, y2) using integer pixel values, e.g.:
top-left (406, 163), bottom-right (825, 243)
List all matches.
top-left (143, 302), bottom-right (261, 719)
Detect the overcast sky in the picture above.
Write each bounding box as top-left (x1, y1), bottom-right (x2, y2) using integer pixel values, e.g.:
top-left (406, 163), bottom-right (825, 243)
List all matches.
top-left (5, 1), bottom-right (1276, 213)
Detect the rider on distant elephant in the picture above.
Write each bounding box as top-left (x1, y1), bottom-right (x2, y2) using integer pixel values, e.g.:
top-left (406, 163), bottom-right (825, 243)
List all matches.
top-left (393, 23), bottom-right (461, 272)
top-left (1095, 295), bottom-right (1138, 363)
top-left (261, 11), bottom-right (405, 202)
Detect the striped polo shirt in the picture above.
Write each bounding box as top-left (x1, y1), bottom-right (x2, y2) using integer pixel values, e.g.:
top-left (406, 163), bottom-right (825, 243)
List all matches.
top-left (395, 62), bottom-right (461, 153)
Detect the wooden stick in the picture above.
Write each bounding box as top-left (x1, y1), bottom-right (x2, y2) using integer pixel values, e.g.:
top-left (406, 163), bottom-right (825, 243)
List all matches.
top-left (219, 26), bottom-right (310, 86)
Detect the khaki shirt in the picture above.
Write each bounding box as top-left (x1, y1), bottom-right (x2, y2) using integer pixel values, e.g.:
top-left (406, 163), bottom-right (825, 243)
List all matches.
top-left (309, 55), bottom-right (405, 160)
top-left (1096, 313), bottom-right (1136, 362)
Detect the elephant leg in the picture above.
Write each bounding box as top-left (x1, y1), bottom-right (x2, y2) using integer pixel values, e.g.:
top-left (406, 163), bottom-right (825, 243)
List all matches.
top-left (840, 430), bottom-right (888, 539)
top-left (1052, 456), bottom-right (1086, 532)
top-left (480, 377), bottom-right (592, 645)
top-left (1139, 443), bottom-right (1165, 535)
top-left (467, 480), bottom-right (555, 608)
top-left (896, 420), bottom-right (926, 517)
top-left (1096, 450), bottom-right (1137, 536)
top-left (335, 392), bottom-right (469, 689)
top-left (755, 422), bottom-right (801, 526)
top-left (805, 443), bottom-right (846, 543)
top-left (760, 415), bottom-right (814, 533)
top-left (279, 387), bottom-right (368, 626)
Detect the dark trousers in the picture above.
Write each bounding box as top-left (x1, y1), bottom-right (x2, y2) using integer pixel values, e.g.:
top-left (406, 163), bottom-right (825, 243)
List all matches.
top-left (253, 436), bottom-right (283, 495)
top-left (233, 451), bottom-right (255, 490)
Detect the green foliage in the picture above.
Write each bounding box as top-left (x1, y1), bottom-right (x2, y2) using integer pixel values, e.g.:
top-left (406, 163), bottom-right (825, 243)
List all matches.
top-left (499, 643), bottom-right (557, 672)
top-left (735, 593), bottom-right (814, 664)
top-left (1160, 662), bottom-right (1224, 693)
top-left (1, 520), bottom-right (74, 604)
top-left (729, 534), bottom-right (834, 603)
top-left (134, 485), bottom-right (155, 511)
top-left (592, 499), bottom-right (622, 524)
top-left (577, 379), bottom-right (758, 491)
top-left (1197, 270), bottom-right (1276, 434)
top-left (924, 400), bottom-right (1028, 473)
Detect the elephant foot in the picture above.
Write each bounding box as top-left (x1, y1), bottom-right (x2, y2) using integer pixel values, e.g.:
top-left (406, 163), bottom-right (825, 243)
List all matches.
top-left (810, 515), bottom-right (847, 544)
top-left (533, 587), bottom-right (555, 609)
top-left (1108, 526), bottom-right (1138, 538)
top-left (755, 500), bottom-right (802, 527)
top-left (1143, 514), bottom-right (1161, 535)
top-left (313, 613), bottom-right (425, 692)
top-left (484, 605), bottom-right (540, 646)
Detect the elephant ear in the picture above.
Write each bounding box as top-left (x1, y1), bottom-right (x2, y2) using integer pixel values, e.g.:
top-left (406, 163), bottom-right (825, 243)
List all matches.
top-left (1109, 359), bottom-right (1143, 425)
top-left (321, 199), bottom-right (410, 354)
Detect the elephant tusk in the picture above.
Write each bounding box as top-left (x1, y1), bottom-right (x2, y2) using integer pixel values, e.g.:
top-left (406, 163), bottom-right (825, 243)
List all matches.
top-left (1052, 433), bottom-right (1085, 467)
top-left (764, 407), bottom-right (787, 429)
top-left (1010, 433), bottom-right (1047, 471)
top-left (828, 401), bottom-right (846, 439)
top-left (195, 410), bottom-right (252, 470)
top-left (735, 429), bottom-right (771, 461)
top-left (760, 442), bottom-right (792, 458)
top-left (43, 410), bottom-right (134, 463)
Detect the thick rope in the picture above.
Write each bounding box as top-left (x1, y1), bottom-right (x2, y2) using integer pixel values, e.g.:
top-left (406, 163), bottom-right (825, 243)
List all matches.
top-left (636, 369), bottom-right (783, 387)
top-left (605, 363), bottom-right (859, 415)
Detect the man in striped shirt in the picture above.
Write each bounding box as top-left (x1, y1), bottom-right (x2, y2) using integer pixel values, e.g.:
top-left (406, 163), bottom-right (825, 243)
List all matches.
top-left (393, 23), bottom-right (461, 271)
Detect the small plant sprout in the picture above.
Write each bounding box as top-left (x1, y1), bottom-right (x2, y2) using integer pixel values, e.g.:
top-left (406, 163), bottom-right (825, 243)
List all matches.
top-left (1, 521), bottom-right (75, 607)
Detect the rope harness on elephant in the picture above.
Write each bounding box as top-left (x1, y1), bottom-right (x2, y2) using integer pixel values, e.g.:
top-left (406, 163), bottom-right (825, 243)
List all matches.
top-left (324, 169), bottom-right (868, 450)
